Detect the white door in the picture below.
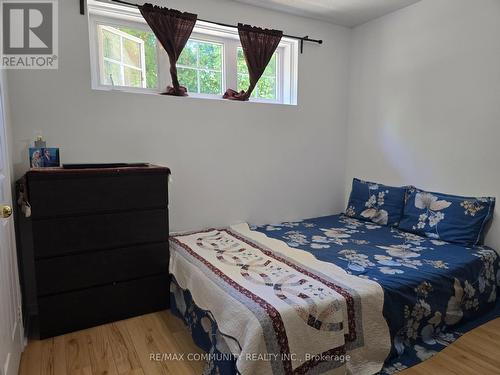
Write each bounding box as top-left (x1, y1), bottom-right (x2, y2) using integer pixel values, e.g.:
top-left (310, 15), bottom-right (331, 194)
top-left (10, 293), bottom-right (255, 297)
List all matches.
top-left (0, 78), bottom-right (23, 375)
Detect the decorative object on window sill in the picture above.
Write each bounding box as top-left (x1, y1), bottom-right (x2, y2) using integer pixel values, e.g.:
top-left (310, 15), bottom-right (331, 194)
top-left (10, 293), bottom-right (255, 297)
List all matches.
top-left (139, 3), bottom-right (197, 96)
top-left (224, 24), bottom-right (282, 101)
top-left (107, 0), bottom-right (322, 53)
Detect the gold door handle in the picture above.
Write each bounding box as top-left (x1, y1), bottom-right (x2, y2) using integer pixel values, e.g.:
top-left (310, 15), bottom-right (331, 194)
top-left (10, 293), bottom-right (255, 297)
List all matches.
top-left (1, 205), bottom-right (12, 218)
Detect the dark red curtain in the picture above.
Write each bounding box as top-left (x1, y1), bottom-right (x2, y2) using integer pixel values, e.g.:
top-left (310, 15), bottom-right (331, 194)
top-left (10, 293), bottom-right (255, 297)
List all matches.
top-left (224, 24), bottom-right (283, 101)
top-left (139, 3), bottom-right (197, 96)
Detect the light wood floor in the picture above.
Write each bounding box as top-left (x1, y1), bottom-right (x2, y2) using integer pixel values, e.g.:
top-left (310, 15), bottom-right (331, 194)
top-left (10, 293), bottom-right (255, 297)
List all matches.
top-left (19, 311), bottom-right (500, 375)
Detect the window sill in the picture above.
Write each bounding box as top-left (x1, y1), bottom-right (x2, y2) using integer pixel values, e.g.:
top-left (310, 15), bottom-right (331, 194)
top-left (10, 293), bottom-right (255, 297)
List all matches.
top-left (91, 85), bottom-right (298, 106)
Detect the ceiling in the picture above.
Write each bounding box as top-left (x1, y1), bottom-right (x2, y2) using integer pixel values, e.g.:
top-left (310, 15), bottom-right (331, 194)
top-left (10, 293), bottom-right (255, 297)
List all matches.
top-left (233, 0), bottom-right (421, 28)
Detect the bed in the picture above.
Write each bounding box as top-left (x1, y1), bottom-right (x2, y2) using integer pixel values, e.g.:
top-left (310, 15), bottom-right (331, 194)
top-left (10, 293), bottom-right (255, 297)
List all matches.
top-left (169, 214), bottom-right (500, 375)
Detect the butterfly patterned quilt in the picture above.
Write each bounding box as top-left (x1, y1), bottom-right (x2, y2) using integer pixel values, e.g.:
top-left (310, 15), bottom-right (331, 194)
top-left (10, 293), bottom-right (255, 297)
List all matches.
top-left (251, 214), bottom-right (500, 373)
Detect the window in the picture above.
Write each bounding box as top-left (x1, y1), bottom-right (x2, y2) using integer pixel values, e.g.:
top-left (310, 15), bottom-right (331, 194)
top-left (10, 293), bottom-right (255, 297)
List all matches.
top-left (177, 40), bottom-right (223, 95)
top-left (96, 24), bottom-right (158, 89)
top-left (237, 48), bottom-right (278, 100)
top-left (88, 0), bottom-right (298, 104)
top-left (100, 26), bottom-right (145, 88)
top-left (115, 26), bottom-right (159, 89)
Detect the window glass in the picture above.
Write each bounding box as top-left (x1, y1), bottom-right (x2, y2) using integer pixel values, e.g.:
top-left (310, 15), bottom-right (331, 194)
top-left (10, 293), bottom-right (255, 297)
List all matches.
top-left (102, 29), bottom-right (120, 61)
top-left (103, 60), bottom-right (121, 86)
top-left (116, 27), bottom-right (158, 89)
top-left (178, 40), bottom-right (223, 95)
top-left (237, 48), bottom-right (278, 100)
top-left (124, 66), bottom-right (142, 87)
top-left (123, 38), bottom-right (141, 67)
top-left (98, 25), bottom-right (158, 89)
top-left (177, 67), bottom-right (197, 93)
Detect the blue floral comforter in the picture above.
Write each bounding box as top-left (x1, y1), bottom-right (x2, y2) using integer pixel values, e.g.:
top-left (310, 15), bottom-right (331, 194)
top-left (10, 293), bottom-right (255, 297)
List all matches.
top-left (251, 214), bottom-right (500, 373)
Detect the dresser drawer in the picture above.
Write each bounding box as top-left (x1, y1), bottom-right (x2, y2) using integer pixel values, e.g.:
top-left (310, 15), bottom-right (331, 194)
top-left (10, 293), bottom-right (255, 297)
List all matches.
top-left (36, 242), bottom-right (169, 296)
top-left (37, 274), bottom-right (170, 338)
top-left (33, 209), bottom-right (168, 258)
top-left (27, 170), bottom-right (168, 218)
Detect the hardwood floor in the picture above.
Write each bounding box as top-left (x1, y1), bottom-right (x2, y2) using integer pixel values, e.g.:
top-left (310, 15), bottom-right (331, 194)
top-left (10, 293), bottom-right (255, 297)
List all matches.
top-left (399, 317), bottom-right (500, 375)
top-left (19, 311), bottom-right (500, 375)
top-left (19, 311), bottom-right (205, 375)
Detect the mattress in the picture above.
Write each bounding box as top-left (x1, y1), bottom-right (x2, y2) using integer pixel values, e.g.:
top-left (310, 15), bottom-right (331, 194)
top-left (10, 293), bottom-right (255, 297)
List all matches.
top-left (169, 214), bottom-right (500, 374)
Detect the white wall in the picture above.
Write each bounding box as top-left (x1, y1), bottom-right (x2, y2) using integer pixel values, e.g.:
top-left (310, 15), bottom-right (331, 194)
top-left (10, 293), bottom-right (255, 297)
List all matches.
top-left (11, 0), bottom-right (498, 245)
top-left (6, 0), bottom-right (351, 231)
top-left (347, 0), bottom-right (500, 249)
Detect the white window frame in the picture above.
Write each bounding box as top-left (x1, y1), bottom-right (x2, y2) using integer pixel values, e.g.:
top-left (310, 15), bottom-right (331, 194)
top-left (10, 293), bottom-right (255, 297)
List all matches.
top-left (98, 25), bottom-right (147, 88)
top-left (87, 0), bottom-right (298, 105)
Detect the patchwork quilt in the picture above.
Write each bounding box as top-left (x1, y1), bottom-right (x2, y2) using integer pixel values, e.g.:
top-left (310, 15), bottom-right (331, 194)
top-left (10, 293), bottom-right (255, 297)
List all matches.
top-left (169, 214), bottom-right (500, 375)
top-left (170, 225), bottom-right (391, 375)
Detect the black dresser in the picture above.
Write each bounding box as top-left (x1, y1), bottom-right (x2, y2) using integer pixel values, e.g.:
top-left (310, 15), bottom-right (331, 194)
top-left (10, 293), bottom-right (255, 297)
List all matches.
top-left (15, 165), bottom-right (170, 338)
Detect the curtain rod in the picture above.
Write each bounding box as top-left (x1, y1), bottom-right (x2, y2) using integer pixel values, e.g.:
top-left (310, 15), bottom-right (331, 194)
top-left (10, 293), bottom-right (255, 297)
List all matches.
top-left (107, 0), bottom-right (323, 53)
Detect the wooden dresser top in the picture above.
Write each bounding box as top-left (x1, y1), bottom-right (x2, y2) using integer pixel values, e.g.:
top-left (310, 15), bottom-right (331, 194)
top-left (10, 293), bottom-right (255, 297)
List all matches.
top-left (26, 164), bottom-right (170, 179)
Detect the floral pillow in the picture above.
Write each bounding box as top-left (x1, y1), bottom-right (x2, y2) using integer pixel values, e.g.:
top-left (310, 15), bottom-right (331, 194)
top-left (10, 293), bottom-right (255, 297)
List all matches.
top-left (399, 187), bottom-right (495, 245)
top-left (345, 178), bottom-right (407, 226)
